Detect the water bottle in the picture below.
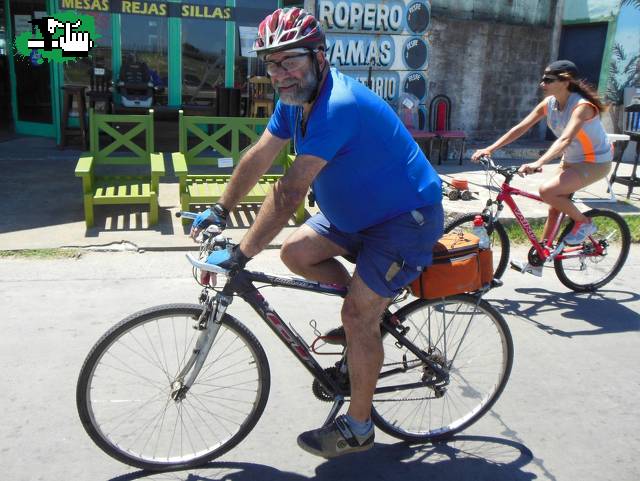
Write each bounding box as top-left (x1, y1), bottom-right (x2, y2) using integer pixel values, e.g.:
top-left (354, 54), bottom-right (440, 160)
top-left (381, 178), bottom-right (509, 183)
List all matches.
top-left (472, 215), bottom-right (490, 249)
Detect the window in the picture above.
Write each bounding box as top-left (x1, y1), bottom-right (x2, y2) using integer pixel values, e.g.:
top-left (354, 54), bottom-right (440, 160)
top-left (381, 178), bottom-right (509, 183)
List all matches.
top-left (181, 18), bottom-right (226, 107)
top-left (62, 12), bottom-right (112, 112)
top-left (234, 1), bottom-right (278, 106)
top-left (120, 14), bottom-right (168, 105)
top-left (11, 0), bottom-right (52, 123)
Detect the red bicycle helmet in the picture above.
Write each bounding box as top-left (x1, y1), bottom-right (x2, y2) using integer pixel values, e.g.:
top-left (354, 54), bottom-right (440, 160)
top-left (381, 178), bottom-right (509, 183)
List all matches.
top-left (254, 7), bottom-right (326, 56)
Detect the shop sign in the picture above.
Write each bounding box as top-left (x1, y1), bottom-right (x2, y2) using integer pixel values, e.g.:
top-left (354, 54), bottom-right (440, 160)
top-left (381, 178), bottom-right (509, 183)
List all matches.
top-left (318, 0), bottom-right (430, 35)
top-left (326, 33), bottom-right (428, 71)
top-left (343, 69), bottom-right (400, 100)
top-left (317, 0), bottom-right (431, 104)
top-left (58, 0), bottom-right (238, 21)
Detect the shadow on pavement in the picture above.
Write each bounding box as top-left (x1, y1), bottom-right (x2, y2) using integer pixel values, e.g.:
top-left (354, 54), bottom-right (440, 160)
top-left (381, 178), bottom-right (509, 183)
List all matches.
top-left (493, 287), bottom-right (640, 337)
top-left (0, 153), bottom-right (181, 234)
top-left (109, 435), bottom-right (537, 481)
top-left (0, 155), bottom-right (84, 233)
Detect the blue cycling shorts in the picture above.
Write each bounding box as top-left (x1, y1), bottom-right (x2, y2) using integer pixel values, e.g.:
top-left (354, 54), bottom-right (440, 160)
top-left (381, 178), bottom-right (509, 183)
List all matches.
top-left (306, 204), bottom-right (444, 298)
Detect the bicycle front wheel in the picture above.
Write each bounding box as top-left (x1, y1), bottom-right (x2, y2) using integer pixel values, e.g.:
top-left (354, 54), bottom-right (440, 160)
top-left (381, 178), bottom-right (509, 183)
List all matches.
top-left (554, 209), bottom-right (630, 292)
top-left (76, 304), bottom-right (271, 471)
top-left (372, 295), bottom-right (513, 442)
top-left (445, 213), bottom-right (510, 279)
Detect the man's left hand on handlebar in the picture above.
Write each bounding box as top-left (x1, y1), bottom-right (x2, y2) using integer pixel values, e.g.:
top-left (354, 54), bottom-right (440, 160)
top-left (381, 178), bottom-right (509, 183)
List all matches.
top-left (199, 244), bottom-right (251, 286)
top-left (190, 203), bottom-right (229, 240)
top-left (206, 245), bottom-right (251, 272)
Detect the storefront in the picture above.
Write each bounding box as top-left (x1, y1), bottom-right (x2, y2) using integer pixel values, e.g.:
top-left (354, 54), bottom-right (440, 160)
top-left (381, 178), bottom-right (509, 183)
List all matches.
top-left (1, 0), bottom-right (437, 142)
top-left (1, 0), bottom-right (301, 141)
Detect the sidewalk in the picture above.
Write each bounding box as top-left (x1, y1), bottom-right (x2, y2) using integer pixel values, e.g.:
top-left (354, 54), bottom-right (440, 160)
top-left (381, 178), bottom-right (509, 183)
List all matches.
top-left (1, 135), bottom-right (638, 251)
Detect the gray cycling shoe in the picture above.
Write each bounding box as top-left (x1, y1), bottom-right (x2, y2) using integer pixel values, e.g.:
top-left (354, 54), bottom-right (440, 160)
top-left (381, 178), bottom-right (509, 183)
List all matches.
top-left (297, 415), bottom-right (374, 458)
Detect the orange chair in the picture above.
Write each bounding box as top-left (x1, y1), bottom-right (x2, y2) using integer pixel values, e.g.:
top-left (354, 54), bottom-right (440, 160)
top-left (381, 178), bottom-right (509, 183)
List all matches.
top-left (248, 76), bottom-right (274, 117)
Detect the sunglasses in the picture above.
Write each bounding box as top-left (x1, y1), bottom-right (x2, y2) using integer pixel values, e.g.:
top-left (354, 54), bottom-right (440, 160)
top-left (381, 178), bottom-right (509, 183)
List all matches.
top-left (541, 76), bottom-right (560, 84)
top-left (264, 53), bottom-right (310, 76)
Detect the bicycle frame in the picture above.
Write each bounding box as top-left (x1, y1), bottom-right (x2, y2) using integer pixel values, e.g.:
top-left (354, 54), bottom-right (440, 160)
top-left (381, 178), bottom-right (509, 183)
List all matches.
top-left (494, 181), bottom-right (604, 262)
top-left (220, 270), bottom-right (450, 396)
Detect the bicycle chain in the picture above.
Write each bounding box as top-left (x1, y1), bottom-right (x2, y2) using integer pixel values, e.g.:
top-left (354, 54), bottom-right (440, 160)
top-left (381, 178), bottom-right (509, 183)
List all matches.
top-left (313, 355), bottom-right (446, 402)
top-left (372, 394), bottom-right (439, 402)
top-left (375, 359), bottom-right (445, 402)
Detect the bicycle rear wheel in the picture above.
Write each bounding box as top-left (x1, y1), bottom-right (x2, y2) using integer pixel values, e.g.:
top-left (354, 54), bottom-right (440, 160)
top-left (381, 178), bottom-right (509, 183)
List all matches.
top-left (445, 213), bottom-right (510, 279)
top-left (554, 209), bottom-right (630, 292)
top-left (372, 295), bottom-right (513, 442)
top-left (76, 304), bottom-right (270, 471)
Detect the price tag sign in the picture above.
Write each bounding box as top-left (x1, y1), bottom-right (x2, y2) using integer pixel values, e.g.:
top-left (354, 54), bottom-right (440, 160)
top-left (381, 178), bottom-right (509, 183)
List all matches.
top-left (218, 158), bottom-right (234, 168)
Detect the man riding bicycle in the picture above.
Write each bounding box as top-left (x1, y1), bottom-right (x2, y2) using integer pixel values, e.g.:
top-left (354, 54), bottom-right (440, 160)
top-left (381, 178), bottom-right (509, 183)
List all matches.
top-left (190, 7), bottom-right (443, 458)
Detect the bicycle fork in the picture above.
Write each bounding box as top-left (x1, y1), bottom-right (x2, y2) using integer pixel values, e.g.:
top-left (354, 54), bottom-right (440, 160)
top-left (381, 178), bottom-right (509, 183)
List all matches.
top-left (170, 291), bottom-right (232, 402)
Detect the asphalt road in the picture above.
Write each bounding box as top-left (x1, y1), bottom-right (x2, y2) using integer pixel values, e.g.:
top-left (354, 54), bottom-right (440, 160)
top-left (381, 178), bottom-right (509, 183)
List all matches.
top-left (1, 246), bottom-right (638, 481)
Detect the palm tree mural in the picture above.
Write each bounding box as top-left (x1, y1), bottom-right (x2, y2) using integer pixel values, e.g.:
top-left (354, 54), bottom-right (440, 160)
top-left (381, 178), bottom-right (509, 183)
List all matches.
top-left (606, 43), bottom-right (640, 105)
top-left (605, 0), bottom-right (640, 132)
top-left (621, 0), bottom-right (640, 8)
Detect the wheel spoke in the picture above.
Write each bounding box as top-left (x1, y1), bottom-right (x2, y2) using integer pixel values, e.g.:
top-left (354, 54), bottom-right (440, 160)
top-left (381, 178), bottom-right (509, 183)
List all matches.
top-left (78, 307), bottom-right (269, 469)
top-left (372, 296), bottom-right (512, 441)
top-left (555, 210), bottom-right (630, 291)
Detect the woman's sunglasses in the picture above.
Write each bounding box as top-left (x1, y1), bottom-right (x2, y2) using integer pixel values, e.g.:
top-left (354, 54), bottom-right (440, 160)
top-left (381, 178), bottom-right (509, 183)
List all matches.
top-left (541, 76), bottom-right (560, 84)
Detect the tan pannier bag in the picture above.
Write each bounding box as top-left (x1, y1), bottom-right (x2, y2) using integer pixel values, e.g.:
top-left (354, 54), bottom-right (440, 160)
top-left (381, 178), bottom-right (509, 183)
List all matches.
top-left (410, 232), bottom-right (494, 299)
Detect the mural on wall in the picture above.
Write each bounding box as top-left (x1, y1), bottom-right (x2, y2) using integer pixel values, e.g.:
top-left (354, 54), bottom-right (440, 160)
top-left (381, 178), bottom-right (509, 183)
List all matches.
top-left (316, 0), bottom-right (431, 127)
top-left (606, 0), bottom-right (640, 108)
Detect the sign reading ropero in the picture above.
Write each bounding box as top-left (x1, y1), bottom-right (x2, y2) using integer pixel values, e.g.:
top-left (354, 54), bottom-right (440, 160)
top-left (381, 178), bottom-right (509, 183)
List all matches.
top-left (318, 0), bottom-right (430, 35)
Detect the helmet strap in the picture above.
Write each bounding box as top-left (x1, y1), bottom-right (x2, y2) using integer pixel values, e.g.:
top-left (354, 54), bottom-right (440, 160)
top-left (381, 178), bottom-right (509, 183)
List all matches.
top-left (308, 49), bottom-right (327, 103)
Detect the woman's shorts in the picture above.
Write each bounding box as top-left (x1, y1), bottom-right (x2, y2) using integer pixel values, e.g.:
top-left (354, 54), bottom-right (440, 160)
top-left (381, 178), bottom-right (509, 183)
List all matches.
top-left (306, 204), bottom-right (444, 298)
top-left (560, 161), bottom-right (612, 184)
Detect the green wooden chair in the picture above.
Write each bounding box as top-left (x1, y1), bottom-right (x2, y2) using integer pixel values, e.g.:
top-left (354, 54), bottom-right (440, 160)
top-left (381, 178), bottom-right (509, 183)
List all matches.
top-left (75, 109), bottom-right (164, 228)
top-left (172, 111), bottom-right (304, 224)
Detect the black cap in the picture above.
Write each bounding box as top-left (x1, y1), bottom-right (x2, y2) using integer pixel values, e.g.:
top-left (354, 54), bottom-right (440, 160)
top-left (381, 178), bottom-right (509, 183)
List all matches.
top-left (545, 60), bottom-right (579, 77)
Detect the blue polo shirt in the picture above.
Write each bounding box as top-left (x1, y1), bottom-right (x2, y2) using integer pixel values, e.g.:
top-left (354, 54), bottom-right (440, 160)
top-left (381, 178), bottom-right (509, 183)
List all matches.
top-left (267, 68), bottom-right (441, 233)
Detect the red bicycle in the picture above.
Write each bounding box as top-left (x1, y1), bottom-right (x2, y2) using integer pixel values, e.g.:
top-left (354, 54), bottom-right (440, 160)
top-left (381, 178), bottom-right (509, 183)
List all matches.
top-left (445, 156), bottom-right (630, 292)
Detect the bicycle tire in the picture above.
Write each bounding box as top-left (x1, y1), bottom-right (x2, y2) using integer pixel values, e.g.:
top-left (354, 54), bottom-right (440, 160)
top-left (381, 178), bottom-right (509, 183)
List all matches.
top-left (76, 304), bottom-right (270, 471)
top-left (445, 213), bottom-right (511, 279)
top-left (554, 209), bottom-right (630, 292)
top-left (371, 295), bottom-right (513, 442)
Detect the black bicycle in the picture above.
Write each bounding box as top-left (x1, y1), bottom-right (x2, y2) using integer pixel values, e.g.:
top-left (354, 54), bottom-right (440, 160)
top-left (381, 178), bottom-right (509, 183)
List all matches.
top-left (76, 212), bottom-right (514, 471)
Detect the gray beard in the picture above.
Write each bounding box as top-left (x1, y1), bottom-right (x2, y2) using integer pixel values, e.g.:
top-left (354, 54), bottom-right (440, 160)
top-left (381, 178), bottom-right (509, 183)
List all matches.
top-left (277, 68), bottom-right (318, 106)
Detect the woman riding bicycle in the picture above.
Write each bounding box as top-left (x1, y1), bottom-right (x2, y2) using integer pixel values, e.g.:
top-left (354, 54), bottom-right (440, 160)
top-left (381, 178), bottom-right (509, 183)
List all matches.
top-left (472, 60), bottom-right (612, 271)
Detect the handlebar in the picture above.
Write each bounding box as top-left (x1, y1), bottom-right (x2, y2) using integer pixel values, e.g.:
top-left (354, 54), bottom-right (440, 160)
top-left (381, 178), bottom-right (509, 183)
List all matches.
top-left (186, 253), bottom-right (230, 275)
top-left (179, 210), bottom-right (234, 280)
top-left (176, 211), bottom-right (197, 220)
top-left (477, 155), bottom-right (534, 182)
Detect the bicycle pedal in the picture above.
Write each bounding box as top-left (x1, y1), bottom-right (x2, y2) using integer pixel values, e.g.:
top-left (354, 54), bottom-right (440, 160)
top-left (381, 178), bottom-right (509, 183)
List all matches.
top-left (510, 261), bottom-right (542, 277)
top-left (510, 262), bottom-right (525, 273)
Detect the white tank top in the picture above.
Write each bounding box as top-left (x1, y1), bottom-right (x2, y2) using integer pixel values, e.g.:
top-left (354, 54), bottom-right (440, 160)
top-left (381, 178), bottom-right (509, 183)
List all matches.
top-left (544, 93), bottom-right (612, 163)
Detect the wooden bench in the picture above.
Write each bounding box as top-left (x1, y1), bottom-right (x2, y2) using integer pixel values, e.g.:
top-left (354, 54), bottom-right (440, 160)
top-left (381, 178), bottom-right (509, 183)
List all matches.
top-left (172, 111), bottom-right (304, 224)
top-left (75, 109), bottom-right (165, 228)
